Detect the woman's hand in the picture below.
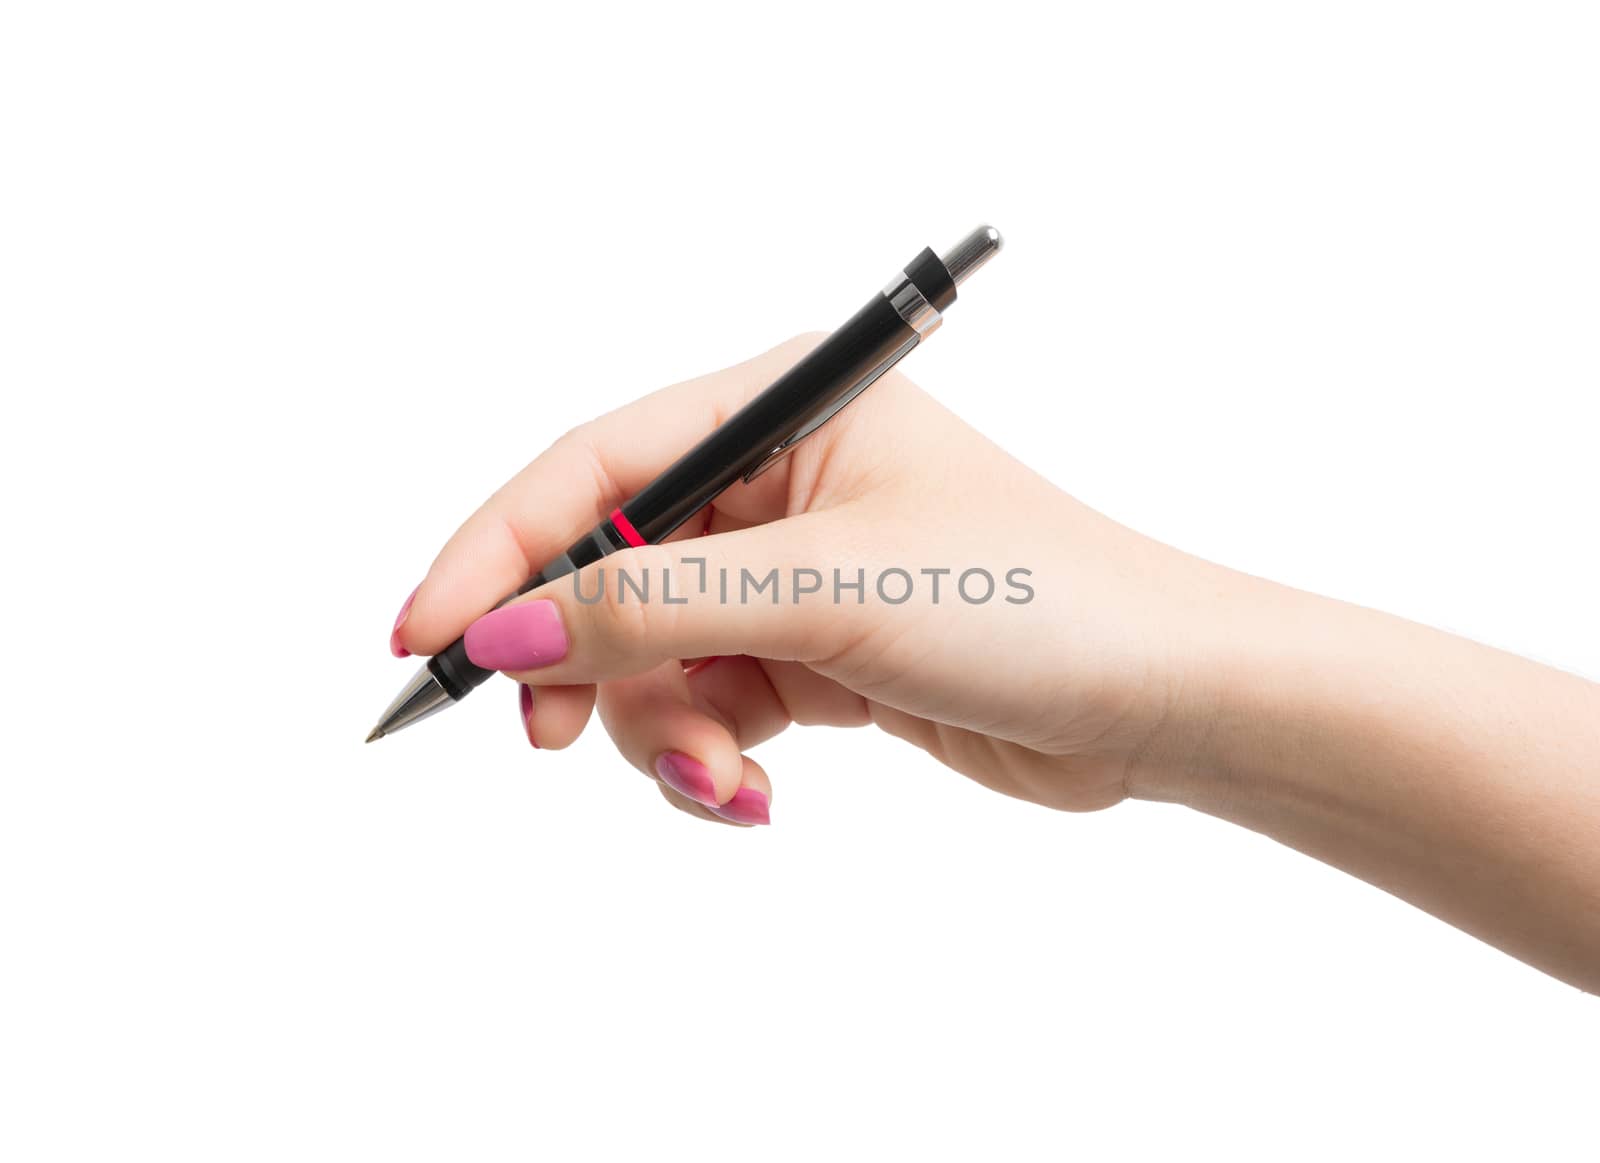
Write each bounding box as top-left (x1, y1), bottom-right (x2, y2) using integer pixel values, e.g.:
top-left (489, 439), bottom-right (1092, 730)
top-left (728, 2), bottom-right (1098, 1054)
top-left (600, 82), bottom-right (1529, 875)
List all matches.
top-left (390, 335), bottom-right (1600, 989)
top-left (391, 335), bottom-right (1217, 825)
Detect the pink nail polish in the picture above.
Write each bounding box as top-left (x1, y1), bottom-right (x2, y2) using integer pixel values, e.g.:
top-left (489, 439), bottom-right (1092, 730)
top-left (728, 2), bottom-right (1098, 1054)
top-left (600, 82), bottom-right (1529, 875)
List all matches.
top-left (389, 586), bottom-right (419, 658)
top-left (654, 751), bottom-right (717, 807)
top-left (518, 684), bottom-right (538, 748)
top-left (463, 600), bottom-right (569, 671)
top-left (710, 787), bottom-right (770, 826)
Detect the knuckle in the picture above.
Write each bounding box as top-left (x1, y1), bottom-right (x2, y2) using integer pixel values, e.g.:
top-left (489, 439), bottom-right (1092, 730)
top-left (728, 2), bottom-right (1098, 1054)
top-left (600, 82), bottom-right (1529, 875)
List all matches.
top-left (592, 544), bottom-right (677, 648)
top-left (554, 418), bottom-right (594, 446)
top-left (547, 423), bottom-right (590, 461)
top-left (594, 574), bottom-right (650, 646)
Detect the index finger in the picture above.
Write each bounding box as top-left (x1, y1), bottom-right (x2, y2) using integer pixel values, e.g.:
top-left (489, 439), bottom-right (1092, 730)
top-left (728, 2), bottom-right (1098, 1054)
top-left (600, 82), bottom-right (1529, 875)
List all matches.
top-left (395, 334), bottom-right (821, 655)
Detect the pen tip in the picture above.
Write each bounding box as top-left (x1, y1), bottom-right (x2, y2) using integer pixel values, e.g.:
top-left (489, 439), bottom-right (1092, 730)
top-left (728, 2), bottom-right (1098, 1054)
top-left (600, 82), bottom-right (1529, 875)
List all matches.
top-left (365, 727), bottom-right (385, 743)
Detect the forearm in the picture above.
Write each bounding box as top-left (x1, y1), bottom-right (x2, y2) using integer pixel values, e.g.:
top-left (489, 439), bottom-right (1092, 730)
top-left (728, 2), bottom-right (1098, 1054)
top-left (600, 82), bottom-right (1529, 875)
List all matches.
top-left (1139, 568), bottom-right (1600, 990)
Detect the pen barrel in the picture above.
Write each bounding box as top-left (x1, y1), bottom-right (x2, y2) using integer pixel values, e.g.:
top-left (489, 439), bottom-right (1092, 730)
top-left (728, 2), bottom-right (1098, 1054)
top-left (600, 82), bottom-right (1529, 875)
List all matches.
top-left (620, 292), bottom-right (920, 541)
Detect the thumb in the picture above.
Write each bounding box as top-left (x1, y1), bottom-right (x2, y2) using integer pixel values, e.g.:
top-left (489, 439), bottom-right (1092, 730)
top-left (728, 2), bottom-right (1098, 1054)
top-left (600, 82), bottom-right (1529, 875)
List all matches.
top-left (458, 512), bottom-right (865, 685)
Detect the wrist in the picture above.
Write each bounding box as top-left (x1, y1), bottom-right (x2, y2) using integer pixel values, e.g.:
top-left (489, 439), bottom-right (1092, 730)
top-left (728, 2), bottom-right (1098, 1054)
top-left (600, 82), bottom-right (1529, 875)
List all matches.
top-left (1121, 566), bottom-right (1369, 813)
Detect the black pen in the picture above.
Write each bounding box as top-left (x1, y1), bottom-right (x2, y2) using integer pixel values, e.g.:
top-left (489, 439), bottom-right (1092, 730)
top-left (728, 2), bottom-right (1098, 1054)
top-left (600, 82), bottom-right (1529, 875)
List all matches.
top-left (367, 225), bottom-right (1003, 741)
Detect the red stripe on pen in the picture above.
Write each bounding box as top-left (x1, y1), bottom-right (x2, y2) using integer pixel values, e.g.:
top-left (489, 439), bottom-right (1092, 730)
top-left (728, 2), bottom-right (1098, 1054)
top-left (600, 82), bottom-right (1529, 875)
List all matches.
top-left (609, 507), bottom-right (647, 548)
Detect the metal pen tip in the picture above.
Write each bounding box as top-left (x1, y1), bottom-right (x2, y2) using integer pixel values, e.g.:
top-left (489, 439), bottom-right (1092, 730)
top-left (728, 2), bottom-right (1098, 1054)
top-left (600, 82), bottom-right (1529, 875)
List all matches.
top-left (367, 664), bottom-right (456, 743)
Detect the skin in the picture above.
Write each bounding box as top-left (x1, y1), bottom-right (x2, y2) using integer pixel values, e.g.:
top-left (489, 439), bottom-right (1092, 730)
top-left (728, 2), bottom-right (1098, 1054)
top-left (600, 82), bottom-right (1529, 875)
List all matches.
top-left (396, 336), bottom-right (1600, 991)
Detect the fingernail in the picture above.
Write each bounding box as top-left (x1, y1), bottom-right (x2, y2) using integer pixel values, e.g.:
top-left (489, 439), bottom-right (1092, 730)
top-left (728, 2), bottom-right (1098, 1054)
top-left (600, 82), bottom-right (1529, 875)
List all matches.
top-left (654, 751), bottom-right (717, 807)
top-left (463, 600), bottom-right (569, 671)
top-left (389, 586), bottom-right (419, 658)
top-left (518, 684), bottom-right (538, 748)
top-left (710, 787), bottom-right (770, 826)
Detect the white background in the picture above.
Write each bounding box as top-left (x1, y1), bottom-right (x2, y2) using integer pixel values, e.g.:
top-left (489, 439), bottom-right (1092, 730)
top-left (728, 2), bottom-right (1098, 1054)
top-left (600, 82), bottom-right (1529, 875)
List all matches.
top-left (3, 2), bottom-right (1597, 1159)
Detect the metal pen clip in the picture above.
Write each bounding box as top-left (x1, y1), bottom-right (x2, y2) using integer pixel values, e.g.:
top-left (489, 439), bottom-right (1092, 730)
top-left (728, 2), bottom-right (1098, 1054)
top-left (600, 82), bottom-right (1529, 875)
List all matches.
top-left (742, 335), bottom-right (918, 482)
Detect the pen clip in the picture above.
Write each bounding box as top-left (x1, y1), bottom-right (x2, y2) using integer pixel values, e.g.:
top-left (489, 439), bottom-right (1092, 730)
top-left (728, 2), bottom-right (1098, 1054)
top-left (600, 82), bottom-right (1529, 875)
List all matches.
top-left (742, 335), bottom-right (919, 483)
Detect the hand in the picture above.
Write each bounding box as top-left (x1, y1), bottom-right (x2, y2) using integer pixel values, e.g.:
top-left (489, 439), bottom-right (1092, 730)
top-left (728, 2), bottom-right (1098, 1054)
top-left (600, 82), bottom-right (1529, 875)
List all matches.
top-left (392, 335), bottom-right (1215, 825)
top-left (390, 335), bottom-right (1600, 989)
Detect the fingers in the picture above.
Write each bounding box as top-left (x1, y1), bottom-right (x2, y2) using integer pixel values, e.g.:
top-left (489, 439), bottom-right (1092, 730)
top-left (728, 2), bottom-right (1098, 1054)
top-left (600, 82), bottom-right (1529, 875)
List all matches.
top-left (514, 682), bottom-right (596, 750)
top-left (684, 655), bottom-right (868, 742)
top-left (684, 657), bottom-right (792, 749)
top-left (393, 335), bottom-right (823, 657)
top-left (602, 664), bottom-right (744, 806)
top-left (720, 755), bottom-right (773, 826)
top-left (724, 658), bottom-right (871, 729)
top-left (462, 513), bottom-right (860, 688)
top-left (597, 663), bottom-right (773, 826)
top-left (656, 756), bottom-right (774, 828)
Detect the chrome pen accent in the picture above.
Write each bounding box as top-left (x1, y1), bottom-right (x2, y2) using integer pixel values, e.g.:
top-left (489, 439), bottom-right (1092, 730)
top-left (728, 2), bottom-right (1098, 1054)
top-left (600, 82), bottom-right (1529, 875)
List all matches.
top-left (366, 664), bottom-right (453, 741)
top-left (885, 270), bottom-right (942, 336)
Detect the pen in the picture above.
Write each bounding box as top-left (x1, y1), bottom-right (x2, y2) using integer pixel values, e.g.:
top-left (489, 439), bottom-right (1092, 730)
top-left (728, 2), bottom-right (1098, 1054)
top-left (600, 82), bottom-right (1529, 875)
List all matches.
top-left (367, 225), bottom-right (1004, 741)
